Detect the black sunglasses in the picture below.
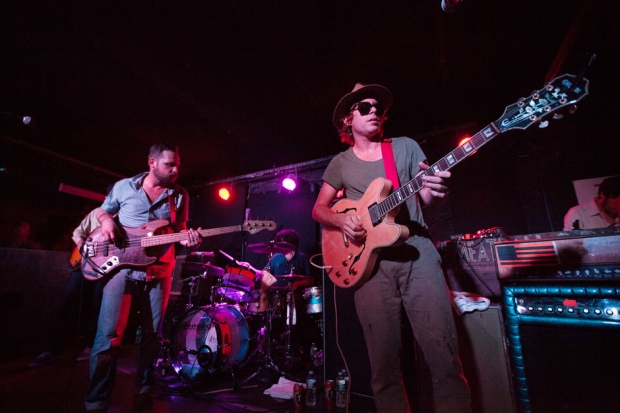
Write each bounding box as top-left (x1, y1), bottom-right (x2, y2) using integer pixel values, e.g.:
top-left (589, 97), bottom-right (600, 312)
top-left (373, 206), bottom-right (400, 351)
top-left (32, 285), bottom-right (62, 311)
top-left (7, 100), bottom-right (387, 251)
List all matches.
top-left (352, 101), bottom-right (386, 116)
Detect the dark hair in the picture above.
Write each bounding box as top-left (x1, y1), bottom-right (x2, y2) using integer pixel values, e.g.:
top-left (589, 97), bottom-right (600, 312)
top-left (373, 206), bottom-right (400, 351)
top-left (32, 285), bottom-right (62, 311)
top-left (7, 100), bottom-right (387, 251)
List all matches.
top-left (275, 229), bottom-right (300, 250)
top-left (148, 143), bottom-right (178, 161)
top-left (599, 176), bottom-right (620, 198)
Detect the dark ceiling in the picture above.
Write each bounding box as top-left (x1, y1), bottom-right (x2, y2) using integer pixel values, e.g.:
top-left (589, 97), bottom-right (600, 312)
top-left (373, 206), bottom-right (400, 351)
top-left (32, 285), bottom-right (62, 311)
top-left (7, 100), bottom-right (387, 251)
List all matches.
top-left (1, 1), bottom-right (618, 208)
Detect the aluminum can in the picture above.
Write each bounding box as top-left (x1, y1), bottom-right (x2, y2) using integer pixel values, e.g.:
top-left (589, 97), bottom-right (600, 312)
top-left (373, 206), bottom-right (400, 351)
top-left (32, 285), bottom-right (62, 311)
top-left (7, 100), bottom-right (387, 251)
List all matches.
top-left (293, 383), bottom-right (304, 407)
top-left (324, 380), bottom-right (335, 411)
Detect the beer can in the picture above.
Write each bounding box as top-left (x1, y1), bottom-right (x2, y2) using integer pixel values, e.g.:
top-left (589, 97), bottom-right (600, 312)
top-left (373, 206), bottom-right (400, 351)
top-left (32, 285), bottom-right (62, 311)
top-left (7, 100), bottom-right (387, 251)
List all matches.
top-left (293, 383), bottom-right (304, 407)
top-left (324, 380), bottom-right (335, 410)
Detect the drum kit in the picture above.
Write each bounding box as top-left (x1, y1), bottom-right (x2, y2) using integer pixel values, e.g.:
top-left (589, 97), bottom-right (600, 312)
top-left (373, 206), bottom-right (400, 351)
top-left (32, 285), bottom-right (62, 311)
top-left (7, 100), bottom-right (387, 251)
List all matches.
top-left (162, 241), bottom-right (323, 384)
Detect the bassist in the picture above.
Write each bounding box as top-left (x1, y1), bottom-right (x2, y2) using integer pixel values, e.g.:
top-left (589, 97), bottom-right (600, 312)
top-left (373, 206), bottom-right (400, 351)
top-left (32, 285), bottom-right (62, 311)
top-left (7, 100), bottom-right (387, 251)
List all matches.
top-left (85, 143), bottom-right (201, 413)
top-left (312, 84), bottom-right (470, 413)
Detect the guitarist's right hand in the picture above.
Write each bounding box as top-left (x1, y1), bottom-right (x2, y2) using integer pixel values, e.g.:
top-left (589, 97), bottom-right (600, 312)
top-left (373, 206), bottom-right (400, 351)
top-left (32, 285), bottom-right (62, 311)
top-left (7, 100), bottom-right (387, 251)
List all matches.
top-left (313, 183), bottom-right (367, 241)
top-left (341, 214), bottom-right (367, 241)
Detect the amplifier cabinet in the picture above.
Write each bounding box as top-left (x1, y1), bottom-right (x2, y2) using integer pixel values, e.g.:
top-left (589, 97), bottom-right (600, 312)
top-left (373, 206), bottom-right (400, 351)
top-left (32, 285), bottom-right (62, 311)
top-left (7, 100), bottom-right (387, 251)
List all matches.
top-left (502, 283), bottom-right (620, 413)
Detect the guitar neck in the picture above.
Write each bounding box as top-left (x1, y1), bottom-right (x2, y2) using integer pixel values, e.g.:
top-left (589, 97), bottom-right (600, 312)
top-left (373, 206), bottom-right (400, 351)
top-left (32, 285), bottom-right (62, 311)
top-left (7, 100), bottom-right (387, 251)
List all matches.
top-left (371, 123), bottom-right (501, 222)
top-left (140, 225), bottom-right (246, 247)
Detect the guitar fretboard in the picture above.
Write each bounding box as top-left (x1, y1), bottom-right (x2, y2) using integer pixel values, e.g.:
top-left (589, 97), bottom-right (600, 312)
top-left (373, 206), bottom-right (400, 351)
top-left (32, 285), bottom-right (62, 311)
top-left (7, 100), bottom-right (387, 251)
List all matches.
top-left (140, 225), bottom-right (248, 247)
top-left (369, 123), bottom-right (500, 225)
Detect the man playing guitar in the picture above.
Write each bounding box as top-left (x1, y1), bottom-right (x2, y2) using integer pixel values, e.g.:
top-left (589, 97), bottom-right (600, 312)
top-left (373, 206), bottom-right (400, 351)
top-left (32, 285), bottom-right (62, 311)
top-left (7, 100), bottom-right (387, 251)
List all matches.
top-left (84, 143), bottom-right (201, 413)
top-left (312, 84), bottom-right (470, 413)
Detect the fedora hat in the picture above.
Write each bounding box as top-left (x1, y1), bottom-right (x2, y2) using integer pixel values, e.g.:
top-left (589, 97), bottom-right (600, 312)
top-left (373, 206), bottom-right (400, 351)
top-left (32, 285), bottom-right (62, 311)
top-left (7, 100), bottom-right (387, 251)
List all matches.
top-left (332, 83), bottom-right (393, 129)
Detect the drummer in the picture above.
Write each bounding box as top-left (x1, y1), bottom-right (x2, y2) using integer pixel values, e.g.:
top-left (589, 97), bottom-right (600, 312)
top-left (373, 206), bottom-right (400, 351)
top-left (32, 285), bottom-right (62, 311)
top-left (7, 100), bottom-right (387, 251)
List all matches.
top-left (268, 229), bottom-right (313, 289)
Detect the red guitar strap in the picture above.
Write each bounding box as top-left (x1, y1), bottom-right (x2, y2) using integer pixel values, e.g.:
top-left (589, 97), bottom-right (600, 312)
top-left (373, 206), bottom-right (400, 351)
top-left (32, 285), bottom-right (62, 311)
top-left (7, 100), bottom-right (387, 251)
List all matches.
top-left (168, 195), bottom-right (177, 226)
top-left (381, 139), bottom-right (400, 189)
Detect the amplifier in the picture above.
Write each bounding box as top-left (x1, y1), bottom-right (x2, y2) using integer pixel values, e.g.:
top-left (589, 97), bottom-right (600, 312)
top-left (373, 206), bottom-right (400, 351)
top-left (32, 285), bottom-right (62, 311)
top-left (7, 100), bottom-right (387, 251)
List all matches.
top-left (438, 236), bottom-right (505, 299)
top-left (493, 227), bottom-right (620, 281)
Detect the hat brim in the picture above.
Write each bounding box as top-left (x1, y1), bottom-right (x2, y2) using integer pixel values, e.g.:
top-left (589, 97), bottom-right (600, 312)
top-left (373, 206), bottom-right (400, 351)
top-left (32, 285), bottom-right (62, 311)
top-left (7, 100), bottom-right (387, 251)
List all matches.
top-left (332, 84), bottom-right (393, 129)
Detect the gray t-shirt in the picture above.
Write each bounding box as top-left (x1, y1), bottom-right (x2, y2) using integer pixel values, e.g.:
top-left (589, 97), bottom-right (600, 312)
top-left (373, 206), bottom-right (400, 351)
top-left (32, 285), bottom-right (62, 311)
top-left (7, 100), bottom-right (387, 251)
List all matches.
top-left (322, 136), bottom-right (427, 233)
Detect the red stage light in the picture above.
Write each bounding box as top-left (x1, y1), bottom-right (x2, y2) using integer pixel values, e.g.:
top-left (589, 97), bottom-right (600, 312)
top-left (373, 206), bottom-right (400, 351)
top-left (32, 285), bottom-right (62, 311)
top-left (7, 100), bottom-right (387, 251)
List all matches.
top-left (458, 136), bottom-right (477, 155)
top-left (218, 187), bottom-right (231, 200)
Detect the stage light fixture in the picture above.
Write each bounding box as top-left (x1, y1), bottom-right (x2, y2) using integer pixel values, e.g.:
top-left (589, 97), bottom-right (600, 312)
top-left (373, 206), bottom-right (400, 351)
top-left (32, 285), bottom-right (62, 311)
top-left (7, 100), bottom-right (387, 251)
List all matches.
top-left (218, 187), bottom-right (231, 200)
top-left (282, 174), bottom-right (297, 191)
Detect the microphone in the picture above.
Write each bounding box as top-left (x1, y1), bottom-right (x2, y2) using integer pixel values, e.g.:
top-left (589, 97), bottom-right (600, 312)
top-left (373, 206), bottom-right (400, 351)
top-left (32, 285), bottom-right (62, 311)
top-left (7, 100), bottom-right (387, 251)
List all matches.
top-left (0, 110), bottom-right (33, 126)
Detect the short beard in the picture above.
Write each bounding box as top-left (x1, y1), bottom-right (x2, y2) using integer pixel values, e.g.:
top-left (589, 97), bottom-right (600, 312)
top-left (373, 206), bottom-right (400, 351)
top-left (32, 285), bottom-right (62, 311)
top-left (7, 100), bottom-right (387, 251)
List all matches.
top-left (154, 170), bottom-right (177, 185)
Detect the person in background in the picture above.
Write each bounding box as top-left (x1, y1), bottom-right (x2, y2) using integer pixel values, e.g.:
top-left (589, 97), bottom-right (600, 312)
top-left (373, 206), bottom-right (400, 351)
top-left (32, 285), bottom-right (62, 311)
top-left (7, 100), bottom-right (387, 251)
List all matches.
top-left (312, 83), bottom-right (470, 413)
top-left (563, 176), bottom-right (620, 230)
top-left (29, 209), bottom-right (106, 367)
top-left (9, 221), bottom-right (42, 249)
top-left (84, 143), bottom-right (201, 413)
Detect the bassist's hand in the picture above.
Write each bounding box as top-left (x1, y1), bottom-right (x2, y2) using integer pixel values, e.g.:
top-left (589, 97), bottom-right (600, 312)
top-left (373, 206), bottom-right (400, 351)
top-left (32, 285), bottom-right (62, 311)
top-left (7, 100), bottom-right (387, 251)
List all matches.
top-left (100, 216), bottom-right (120, 244)
top-left (180, 228), bottom-right (202, 248)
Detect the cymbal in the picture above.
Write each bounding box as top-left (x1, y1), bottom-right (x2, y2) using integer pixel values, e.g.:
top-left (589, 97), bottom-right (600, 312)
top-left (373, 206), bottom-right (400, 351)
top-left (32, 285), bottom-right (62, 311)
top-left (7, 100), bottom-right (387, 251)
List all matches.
top-left (181, 262), bottom-right (225, 278)
top-left (247, 241), bottom-right (295, 255)
top-left (273, 274), bottom-right (307, 282)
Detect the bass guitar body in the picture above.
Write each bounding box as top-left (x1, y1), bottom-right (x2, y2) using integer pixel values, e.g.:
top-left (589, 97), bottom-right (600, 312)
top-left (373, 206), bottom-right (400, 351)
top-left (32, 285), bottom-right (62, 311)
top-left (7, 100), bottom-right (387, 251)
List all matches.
top-left (81, 219), bottom-right (173, 280)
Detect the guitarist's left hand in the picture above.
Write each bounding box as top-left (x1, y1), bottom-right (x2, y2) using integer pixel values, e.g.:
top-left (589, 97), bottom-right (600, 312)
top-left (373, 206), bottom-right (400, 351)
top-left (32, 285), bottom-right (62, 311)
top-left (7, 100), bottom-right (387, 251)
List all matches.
top-left (418, 161), bottom-right (451, 205)
top-left (179, 227), bottom-right (202, 249)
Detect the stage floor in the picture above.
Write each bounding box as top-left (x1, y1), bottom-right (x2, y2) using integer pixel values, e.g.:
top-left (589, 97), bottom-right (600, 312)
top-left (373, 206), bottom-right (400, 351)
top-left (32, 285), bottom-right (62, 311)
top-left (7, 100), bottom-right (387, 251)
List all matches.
top-left (0, 344), bottom-right (377, 413)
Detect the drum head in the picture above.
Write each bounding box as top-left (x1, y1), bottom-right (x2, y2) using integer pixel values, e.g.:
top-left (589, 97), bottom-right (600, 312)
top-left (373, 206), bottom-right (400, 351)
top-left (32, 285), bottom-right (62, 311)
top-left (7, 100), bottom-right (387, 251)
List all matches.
top-left (171, 305), bottom-right (249, 379)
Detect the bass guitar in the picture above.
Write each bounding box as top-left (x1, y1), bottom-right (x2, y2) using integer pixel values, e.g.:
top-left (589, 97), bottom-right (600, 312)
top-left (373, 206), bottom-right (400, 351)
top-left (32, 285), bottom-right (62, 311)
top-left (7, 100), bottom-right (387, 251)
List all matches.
top-left (322, 73), bottom-right (589, 288)
top-left (81, 219), bottom-right (276, 280)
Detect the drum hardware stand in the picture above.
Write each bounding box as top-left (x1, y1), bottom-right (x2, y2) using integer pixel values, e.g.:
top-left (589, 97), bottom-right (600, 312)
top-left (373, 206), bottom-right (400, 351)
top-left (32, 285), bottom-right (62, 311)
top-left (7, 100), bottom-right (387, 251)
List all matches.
top-left (183, 274), bottom-right (204, 310)
top-left (239, 303), bottom-right (297, 385)
top-left (281, 283), bottom-right (296, 371)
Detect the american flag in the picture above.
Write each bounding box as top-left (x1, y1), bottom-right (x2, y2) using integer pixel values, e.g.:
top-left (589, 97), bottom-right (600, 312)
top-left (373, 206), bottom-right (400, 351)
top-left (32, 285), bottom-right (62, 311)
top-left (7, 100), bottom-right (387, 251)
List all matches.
top-left (496, 241), bottom-right (558, 268)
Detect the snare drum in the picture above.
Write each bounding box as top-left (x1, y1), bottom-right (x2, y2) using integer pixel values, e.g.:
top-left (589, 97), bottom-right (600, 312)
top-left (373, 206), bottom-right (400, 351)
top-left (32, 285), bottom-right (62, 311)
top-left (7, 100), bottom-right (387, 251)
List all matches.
top-left (217, 266), bottom-right (256, 303)
top-left (172, 304), bottom-right (249, 379)
top-left (304, 287), bottom-right (323, 314)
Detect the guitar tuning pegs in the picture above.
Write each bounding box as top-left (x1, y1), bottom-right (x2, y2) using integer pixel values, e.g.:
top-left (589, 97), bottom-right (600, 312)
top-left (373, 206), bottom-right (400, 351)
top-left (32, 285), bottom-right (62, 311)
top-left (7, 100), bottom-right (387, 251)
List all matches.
top-left (532, 91), bottom-right (540, 99)
top-left (569, 105), bottom-right (578, 114)
top-left (539, 120), bottom-right (549, 129)
top-left (553, 113), bottom-right (564, 120)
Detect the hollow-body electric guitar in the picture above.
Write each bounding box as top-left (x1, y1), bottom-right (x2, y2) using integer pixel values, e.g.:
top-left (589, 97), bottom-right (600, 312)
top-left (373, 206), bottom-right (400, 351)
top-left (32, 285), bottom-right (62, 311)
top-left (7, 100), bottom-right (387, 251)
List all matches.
top-left (81, 219), bottom-right (276, 280)
top-left (322, 73), bottom-right (589, 288)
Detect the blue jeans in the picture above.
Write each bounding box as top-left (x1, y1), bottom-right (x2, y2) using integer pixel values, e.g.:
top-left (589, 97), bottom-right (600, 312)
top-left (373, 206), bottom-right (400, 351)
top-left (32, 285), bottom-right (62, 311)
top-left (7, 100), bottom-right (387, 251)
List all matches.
top-left (84, 269), bottom-right (171, 411)
top-left (354, 236), bottom-right (471, 413)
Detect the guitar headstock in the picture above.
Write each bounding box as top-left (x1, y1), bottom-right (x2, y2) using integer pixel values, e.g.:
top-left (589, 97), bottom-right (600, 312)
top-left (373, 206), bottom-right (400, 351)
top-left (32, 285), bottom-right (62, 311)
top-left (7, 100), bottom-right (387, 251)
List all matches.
top-left (242, 220), bottom-right (277, 234)
top-left (496, 73), bottom-right (589, 132)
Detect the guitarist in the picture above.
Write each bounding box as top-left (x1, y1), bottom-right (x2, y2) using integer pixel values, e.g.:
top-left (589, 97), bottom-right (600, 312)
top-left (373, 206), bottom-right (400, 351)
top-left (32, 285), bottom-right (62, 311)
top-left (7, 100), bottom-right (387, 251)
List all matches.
top-left (85, 143), bottom-right (202, 413)
top-left (312, 84), bottom-right (470, 413)
top-left (29, 208), bottom-right (107, 367)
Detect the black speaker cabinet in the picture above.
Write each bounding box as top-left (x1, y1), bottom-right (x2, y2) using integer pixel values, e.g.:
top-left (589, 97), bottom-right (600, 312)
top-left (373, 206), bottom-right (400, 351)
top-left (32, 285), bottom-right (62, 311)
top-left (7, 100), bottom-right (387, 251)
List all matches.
top-left (503, 283), bottom-right (620, 413)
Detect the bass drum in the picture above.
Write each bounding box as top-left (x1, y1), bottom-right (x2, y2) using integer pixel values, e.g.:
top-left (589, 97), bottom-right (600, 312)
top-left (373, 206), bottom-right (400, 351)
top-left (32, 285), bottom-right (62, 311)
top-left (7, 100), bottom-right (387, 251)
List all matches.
top-left (172, 305), bottom-right (249, 379)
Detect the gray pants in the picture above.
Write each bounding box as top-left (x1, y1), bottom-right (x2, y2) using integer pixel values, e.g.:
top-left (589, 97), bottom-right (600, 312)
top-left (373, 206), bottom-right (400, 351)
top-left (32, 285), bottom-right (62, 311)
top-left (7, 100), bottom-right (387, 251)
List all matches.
top-left (354, 236), bottom-right (471, 413)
